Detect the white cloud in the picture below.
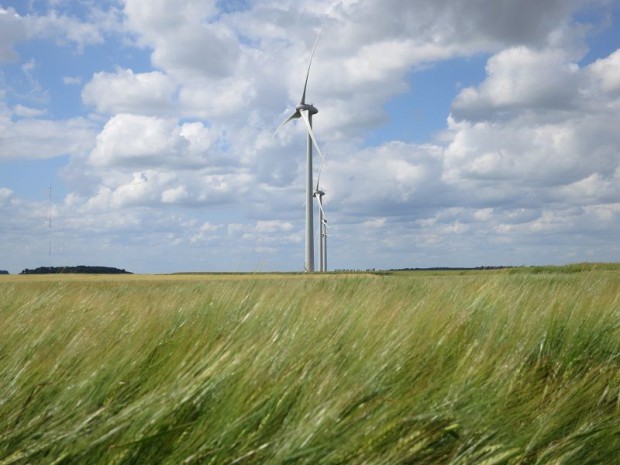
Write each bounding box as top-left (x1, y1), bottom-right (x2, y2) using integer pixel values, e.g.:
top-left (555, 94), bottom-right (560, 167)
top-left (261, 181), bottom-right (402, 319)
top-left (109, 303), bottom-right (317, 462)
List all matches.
top-left (83, 165), bottom-right (252, 209)
top-left (178, 77), bottom-right (255, 120)
top-left (161, 185), bottom-right (189, 204)
top-left (318, 0), bottom-right (580, 60)
top-left (17, 58), bottom-right (49, 104)
top-left (122, 0), bottom-right (218, 34)
top-left (0, 187), bottom-right (12, 206)
top-left (2, 0), bottom-right (620, 272)
top-left (63, 76), bottom-right (82, 85)
top-left (590, 48), bottom-right (620, 93)
top-left (82, 68), bottom-right (177, 115)
top-left (442, 113), bottom-right (620, 208)
top-left (88, 114), bottom-right (216, 168)
top-left (559, 172), bottom-right (620, 203)
top-left (123, 0), bottom-right (239, 81)
top-left (26, 11), bottom-right (104, 47)
top-left (343, 40), bottom-right (421, 86)
top-left (19, 3), bottom-right (123, 51)
top-left (255, 220), bottom-right (294, 233)
top-left (89, 170), bottom-right (245, 208)
top-left (151, 22), bottom-right (240, 81)
top-left (324, 141), bottom-right (445, 217)
top-left (0, 116), bottom-right (96, 160)
top-left (443, 43), bottom-right (620, 216)
top-left (12, 104), bottom-right (46, 118)
top-left (226, 220), bottom-right (302, 245)
top-left (452, 46), bottom-right (581, 120)
top-left (190, 221), bottom-right (223, 243)
top-left (110, 171), bottom-right (173, 207)
top-left (363, 217), bottom-right (386, 229)
top-left (0, 6), bottom-right (26, 63)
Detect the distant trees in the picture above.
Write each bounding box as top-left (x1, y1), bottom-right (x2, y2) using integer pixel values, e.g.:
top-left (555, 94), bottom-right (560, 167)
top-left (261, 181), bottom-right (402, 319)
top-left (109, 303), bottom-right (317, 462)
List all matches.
top-left (389, 266), bottom-right (512, 271)
top-left (20, 266), bottom-right (132, 275)
top-left (0, 270), bottom-right (8, 275)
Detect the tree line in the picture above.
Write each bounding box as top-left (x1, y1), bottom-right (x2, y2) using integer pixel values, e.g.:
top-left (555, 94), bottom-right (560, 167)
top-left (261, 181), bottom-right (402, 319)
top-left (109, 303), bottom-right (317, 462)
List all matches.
top-left (20, 266), bottom-right (132, 275)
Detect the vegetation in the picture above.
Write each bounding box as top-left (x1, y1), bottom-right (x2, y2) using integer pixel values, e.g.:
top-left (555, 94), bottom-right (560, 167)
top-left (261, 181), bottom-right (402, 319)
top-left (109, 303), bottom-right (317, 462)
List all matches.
top-left (20, 266), bottom-right (132, 275)
top-left (0, 267), bottom-right (619, 464)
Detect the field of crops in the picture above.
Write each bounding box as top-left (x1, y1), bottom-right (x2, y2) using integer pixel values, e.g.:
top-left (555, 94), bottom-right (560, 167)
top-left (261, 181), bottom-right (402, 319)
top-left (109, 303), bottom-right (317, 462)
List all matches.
top-left (1, 266), bottom-right (619, 464)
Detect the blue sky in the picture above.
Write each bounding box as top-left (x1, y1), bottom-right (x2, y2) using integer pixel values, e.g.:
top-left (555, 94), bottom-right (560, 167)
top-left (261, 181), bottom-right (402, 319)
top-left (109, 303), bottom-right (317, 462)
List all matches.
top-left (1, 0), bottom-right (620, 274)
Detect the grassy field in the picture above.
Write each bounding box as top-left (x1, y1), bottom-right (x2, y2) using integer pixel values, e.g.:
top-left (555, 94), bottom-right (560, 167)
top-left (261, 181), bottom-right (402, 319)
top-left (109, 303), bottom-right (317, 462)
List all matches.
top-left (1, 266), bottom-right (619, 464)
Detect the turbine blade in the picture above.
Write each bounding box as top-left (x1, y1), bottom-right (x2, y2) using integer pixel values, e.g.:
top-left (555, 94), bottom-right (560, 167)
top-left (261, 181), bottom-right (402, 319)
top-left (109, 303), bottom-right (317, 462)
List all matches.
top-left (300, 28), bottom-right (322, 105)
top-left (314, 193), bottom-right (328, 222)
top-left (299, 111), bottom-right (326, 163)
top-left (273, 110), bottom-right (301, 136)
top-left (315, 155), bottom-right (327, 192)
top-left (299, 110), bottom-right (327, 190)
top-left (318, 202), bottom-right (327, 223)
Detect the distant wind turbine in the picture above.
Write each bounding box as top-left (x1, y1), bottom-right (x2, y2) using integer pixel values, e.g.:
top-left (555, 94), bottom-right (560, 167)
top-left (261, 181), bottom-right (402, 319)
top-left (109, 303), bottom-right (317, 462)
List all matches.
top-left (314, 189), bottom-right (327, 271)
top-left (275, 31), bottom-right (329, 272)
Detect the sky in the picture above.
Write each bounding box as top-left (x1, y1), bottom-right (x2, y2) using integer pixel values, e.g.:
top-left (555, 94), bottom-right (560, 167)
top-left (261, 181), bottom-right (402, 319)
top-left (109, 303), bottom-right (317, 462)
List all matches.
top-left (1, 0), bottom-right (620, 274)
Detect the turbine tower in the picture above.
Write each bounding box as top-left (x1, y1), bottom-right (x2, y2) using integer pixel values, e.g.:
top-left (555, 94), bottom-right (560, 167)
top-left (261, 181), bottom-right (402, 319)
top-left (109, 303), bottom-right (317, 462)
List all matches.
top-left (314, 189), bottom-right (327, 271)
top-left (275, 32), bottom-right (327, 272)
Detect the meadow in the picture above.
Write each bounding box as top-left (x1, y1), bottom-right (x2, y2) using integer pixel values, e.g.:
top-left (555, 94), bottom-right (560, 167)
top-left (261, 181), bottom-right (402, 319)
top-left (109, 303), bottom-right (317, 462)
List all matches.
top-left (0, 266), bottom-right (619, 464)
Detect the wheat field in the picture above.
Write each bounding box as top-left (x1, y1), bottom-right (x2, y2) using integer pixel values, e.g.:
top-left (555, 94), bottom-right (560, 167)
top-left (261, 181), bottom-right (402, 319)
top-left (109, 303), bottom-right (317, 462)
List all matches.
top-left (1, 266), bottom-right (619, 464)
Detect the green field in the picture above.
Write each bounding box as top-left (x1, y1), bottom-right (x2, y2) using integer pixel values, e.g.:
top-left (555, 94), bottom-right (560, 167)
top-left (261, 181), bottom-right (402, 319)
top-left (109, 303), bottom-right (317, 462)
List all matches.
top-left (1, 266), bottom-right (619, 464)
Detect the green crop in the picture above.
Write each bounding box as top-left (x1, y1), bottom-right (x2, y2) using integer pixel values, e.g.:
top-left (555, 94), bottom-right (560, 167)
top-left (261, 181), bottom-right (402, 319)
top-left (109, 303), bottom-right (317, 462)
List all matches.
top-left (0, 267), bottom-right (619, 464)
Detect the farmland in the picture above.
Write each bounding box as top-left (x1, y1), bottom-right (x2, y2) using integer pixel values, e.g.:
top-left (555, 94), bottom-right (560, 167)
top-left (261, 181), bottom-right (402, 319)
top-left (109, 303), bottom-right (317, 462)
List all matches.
top-left (1, 266), bottom-right (619, 464)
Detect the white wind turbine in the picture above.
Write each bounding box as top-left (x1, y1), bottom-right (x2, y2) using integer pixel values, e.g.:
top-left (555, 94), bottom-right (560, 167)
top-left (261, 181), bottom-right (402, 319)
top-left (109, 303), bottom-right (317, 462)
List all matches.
top-left (275, 32), bottom-right (329, 272)
top-left (314, 188), bottom-right (327, 271)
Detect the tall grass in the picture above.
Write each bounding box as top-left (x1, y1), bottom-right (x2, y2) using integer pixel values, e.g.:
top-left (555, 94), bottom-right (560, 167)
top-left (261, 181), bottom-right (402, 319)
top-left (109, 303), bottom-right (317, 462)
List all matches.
top-left (0, 270), bottom-right (619, 464)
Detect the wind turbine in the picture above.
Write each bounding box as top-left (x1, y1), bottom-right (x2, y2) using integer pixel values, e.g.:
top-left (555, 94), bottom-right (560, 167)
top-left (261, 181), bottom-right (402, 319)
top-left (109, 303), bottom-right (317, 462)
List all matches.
top-left (314, 189), bottom-right (327, 271)
top-left (275, 32), bottom-right (328, 272)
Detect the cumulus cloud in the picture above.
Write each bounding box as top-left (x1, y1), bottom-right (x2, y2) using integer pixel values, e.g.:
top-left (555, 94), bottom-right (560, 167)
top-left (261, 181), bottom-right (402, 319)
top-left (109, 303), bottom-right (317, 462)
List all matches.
top-left (82, 69), bottom-right (177, 114)
top-left (0, 115), bottom-right (97, 160)
top-left (84, 167), bottom-right (252, 209)
top-left (2, 0), bottom-right (620, 272)
top-left (178, 77), bottom-right (256, 120)
top-left (161, 185), bottom-right (189, 204)
top-left (85, 170), bottom-right (225, 208)
top-left (0, 187), bottom-right (12, 205)
top-left (590, 48), bottom-right (620, 93)
top-left (328, 0), bottom-right (576, 48)
top-left (226, 220), bottom-right (301, 247)
top-left (12, 104), bottom-right (46, 118)
top-left (89, 114), bottom-right (216, 168)
top-left (451, 47), bottom-right (582, 120)
top-left (323, 141), bottom-right (446, 218)
top-left (0, 6), bottom-right (26, 63)
top-left (123, 0), bottom-right (239, 80)
top-left (95, 0), bottom-right (620, 267)
top-left (26, 10), bottom-right (105, 47)
top-left (0, 4), bottom-right (118, 59)
top-left (445, 44), bottom-right (620, 213)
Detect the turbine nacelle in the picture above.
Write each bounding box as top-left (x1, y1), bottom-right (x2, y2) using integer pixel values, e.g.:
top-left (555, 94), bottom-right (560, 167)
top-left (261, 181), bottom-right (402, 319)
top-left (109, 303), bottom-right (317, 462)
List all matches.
top-left (314, 189), bottom-right (328, 225)
top-left (296, 103), bottom-right (318, 115)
